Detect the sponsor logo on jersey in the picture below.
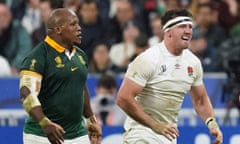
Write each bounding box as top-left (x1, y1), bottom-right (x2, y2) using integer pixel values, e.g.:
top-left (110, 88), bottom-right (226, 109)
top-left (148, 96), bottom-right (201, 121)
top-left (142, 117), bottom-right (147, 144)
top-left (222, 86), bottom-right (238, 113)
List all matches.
top-left (71, 66), bottom-right (78, 72)
top-left (175, 63), bottom-right (180, 69)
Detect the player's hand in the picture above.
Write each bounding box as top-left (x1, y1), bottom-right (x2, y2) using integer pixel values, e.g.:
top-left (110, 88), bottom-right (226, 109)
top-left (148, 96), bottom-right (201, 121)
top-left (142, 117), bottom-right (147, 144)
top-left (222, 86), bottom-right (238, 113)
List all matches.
top-left (87, 122), bottom-right (102, 144)
top-left (42, 121), bottom-right (65, 144)
top-left (151, 121), bottom-right (179, 141)
top-left (209, 128), bottom-right (223, 144)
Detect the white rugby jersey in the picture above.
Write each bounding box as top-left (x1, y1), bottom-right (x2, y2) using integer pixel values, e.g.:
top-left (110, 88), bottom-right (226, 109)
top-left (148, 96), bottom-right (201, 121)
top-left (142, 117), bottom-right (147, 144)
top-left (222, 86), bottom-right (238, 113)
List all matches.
top-left (124, 41), bottom-right (203, 130)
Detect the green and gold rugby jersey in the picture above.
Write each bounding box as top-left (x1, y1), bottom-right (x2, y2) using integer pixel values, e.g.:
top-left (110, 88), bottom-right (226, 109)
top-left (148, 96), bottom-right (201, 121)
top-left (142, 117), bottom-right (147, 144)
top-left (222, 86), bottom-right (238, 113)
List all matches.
top-left (20, 36), bottom-right (88, 139)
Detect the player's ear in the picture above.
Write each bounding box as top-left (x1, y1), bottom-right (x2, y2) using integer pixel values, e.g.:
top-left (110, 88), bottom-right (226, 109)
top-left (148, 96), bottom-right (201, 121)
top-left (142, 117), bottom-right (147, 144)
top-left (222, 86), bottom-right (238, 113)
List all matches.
top-left (55, 26), bottom-right (63, 34)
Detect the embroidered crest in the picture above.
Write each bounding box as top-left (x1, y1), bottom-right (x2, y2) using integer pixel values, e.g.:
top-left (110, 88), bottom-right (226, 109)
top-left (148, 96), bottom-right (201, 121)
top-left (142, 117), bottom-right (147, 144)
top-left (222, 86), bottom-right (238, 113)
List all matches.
top-left (187, 66), bottom-right (193, 76)
top-left (78, 56), bottom-right (86, 65)
top-left (55, 56), bottom-right (64, 68)
top-left (29, 59), bottom-right (36, 71)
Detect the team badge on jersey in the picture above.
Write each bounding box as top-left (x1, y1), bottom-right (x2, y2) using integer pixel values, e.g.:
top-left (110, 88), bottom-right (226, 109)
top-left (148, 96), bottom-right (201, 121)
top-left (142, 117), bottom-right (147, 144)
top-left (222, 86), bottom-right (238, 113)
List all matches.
top-left (187, 66), bottom-right (193, 76)
top-left (55, 56), bottom-right (64, 68)
top-left (78, 56), bottom-right (86, 65)
top-left (29, 59), bottom-right (36, 71)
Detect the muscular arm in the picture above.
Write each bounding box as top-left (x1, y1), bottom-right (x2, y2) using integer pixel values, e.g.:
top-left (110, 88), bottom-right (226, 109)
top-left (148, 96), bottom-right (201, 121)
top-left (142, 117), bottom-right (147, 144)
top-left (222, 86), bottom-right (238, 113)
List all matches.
top-left (20, 86), bottom-right (46, 123)
top-left (117, 77), bottom-right (179, 140)
top-left (189, 84), bottom-right (223, 144)
top-left (117, 77), bottom-right (157, 128)
top-left (83, 85), bottom-right (94, 118)
top-left (19, 71), bottom-right (46, 124)
top-left (189, 84), bottom-right (215, 121)
top-left (20, 71), bottom-right (65, 144)
top-left (83, 85), bottom-right (102, 144)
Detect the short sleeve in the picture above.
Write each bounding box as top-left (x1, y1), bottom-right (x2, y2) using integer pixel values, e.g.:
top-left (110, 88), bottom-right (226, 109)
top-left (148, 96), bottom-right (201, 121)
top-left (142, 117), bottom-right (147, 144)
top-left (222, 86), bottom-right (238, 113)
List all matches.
top-left (125, 54), bottom-right (154, 87)
top-left (192, 61), bottom-right (203, 86)
top-left (20, 48), bottom-right (45, 75)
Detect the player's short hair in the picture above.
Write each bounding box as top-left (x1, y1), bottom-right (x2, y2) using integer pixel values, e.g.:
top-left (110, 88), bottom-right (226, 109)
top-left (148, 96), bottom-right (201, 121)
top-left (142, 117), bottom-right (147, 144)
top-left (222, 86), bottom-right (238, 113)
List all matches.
top-left (161, 9), bottom-right (192, 27)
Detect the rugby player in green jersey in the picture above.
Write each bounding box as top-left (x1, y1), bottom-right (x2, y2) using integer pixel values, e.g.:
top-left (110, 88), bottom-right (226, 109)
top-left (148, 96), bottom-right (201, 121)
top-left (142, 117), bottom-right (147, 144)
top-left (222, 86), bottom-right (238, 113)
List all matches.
top-left (19, 8), bottom-right (101, 144)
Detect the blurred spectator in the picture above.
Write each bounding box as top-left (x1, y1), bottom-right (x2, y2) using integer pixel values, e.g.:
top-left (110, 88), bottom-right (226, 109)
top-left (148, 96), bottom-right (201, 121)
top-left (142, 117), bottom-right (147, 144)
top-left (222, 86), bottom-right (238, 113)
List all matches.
top-left (194, 2), bottom-right (227, 49)
top-left (216, 0), bottom-right (240, 36)
top-left (107, 0), bottom-right (144, 45)
top-left (109, 20), bottom-right (140, 73)
top-left (165, 0), bottom-right (179, 11)
top-left (0, 55), bottom-right (11, 76)
top-left (97, 0), bottom-right (110, 24)
top-left (188, 0), bottom-right (213, 19)
top-left (0, 3), bottom-right (32, 74)
top-left (148, 13), bottom-right (162, 46)
top-left (216, 35), bottom-right (240, 72)
top-left (230, 23), bottom-right (240, 37)
top-left (189, 28), bottom-right (217, 72)
top-left (21, 0), bottom-right (41, 34)
top-left (88, 42), bottom-right (115, 75)
top-left (77, 0), bottom-right (107, 60)
top-left (0, 0), bottom-right (26, 20)
top-left (91, 74), bottom-right (126, 125)
top-left (63, 0), bottom-right (82, 12)
top-left (130, 34), bottom-right (149, 62)
top-left (31, 0), bottom-right (53, 47)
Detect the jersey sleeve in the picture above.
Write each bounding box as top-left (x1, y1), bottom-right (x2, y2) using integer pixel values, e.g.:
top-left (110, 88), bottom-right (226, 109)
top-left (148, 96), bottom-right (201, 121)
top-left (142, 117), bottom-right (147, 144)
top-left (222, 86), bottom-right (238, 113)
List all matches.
top-left (192, 61), bottom-right (203, 86)
top-left (20, 47), bottom-right (45, 75)
top-left (125, 54), bottom-right (154, 87)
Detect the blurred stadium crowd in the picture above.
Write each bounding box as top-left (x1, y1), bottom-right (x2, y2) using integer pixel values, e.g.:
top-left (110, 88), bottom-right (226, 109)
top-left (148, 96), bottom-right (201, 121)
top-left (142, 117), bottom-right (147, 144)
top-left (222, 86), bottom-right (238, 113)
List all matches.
top-left (0, 0), bottom-right (240, 76)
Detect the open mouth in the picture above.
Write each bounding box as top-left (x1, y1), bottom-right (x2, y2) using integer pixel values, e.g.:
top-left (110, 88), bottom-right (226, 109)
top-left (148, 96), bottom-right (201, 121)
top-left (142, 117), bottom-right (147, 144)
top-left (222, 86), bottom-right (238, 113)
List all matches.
top-left (77, 32), bottom-right (81, 39)
top-left (181, 35), bottom-right (190, 41)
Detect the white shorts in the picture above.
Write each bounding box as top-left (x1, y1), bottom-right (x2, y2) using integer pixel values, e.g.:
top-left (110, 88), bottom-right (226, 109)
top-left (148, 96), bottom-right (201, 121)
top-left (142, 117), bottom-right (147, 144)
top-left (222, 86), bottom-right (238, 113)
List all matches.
top-left (123, 127), bottom-right (177, 144)
top-left (23, 133), bottom-right (90, 144)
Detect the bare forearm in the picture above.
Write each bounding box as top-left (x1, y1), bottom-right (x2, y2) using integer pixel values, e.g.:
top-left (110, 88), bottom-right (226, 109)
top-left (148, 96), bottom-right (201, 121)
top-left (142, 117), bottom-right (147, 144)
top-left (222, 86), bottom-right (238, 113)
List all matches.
top-left (29, 106), bottom-right (46, 122)
top-left (194, 96), bottom-right (215, 122)
top-left (117, 96), bottom-right (158, 128)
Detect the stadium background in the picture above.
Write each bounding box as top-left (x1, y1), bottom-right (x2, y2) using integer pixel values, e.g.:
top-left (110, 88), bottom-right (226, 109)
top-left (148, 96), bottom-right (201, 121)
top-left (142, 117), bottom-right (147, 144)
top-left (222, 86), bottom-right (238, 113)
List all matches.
top-left (0, 74), bottom-right (239, 144)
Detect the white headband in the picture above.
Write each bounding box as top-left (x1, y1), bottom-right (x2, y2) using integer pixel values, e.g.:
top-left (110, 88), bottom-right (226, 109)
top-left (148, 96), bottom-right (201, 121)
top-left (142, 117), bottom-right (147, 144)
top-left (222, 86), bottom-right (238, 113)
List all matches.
top-left (163, 16), bottom-right (193, 32)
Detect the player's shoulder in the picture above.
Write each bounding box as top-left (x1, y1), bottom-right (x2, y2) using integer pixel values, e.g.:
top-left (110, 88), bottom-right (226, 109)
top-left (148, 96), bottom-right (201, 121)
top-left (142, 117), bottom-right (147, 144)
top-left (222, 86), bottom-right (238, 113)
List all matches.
top-left (183, 49), bottom-right (201, 64)
top-left (74, 46), bottom-right (88, 61)
top-left (74, 46), bottom-right (86, 56)
top-left (28, 41), bottom-right (48, 57)
top-left (130, 44), bottom-right (161, 70)
top-left (139, 43), bottom-right (161, 60)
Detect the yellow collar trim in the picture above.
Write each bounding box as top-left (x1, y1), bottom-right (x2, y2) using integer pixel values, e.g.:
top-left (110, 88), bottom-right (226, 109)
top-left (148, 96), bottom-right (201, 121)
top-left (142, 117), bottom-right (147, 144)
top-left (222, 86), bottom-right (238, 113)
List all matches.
top-left (44, 36), bottom-right (77, 54)
top-left (44, 36), bottom-right (65, 53)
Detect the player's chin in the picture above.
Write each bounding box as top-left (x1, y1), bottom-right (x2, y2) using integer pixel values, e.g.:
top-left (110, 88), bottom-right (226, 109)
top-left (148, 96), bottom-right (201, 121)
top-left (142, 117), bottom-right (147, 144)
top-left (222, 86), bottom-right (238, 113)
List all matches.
top-left (74, 38), bottom-right (81, 45)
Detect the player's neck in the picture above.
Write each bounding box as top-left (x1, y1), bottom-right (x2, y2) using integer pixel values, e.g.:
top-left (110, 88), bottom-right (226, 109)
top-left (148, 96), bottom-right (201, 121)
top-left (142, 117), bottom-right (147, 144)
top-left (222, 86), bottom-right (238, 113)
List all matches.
top-left (163, 40), bottom-right (183, 56)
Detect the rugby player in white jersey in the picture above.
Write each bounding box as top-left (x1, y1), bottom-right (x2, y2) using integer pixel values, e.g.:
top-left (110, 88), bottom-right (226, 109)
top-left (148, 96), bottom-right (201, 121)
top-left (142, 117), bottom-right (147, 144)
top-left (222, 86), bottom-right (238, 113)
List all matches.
top-left (117, 9), bottom-right (223, 144)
